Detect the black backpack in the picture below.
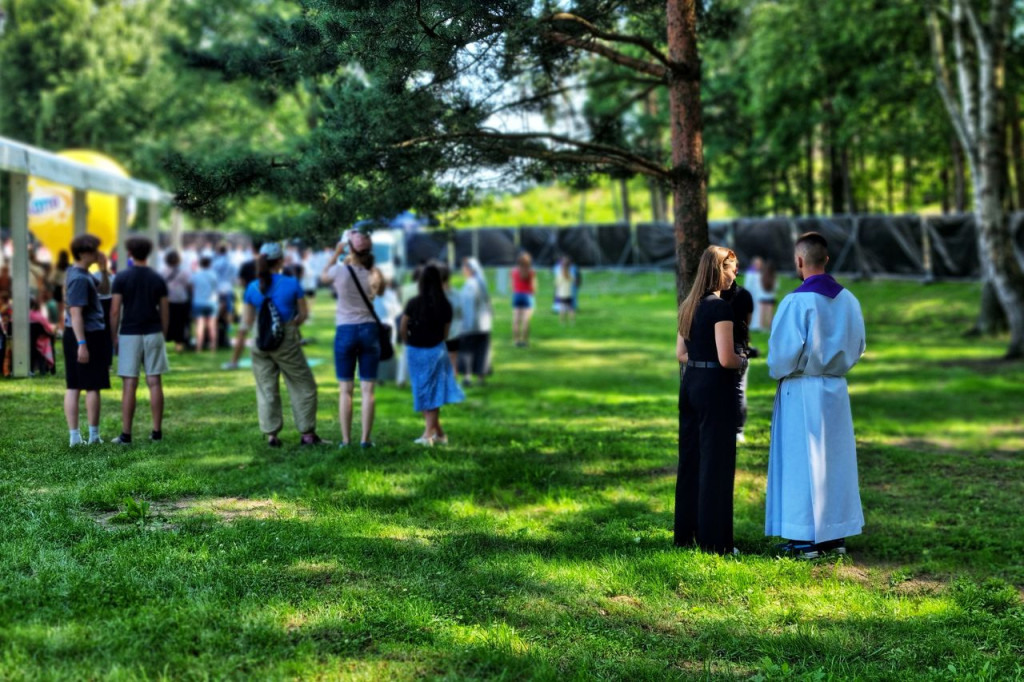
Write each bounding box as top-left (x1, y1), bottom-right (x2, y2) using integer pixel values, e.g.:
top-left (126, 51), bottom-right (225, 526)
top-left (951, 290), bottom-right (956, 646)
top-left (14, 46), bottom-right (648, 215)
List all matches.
top-left (256, 295), bottom-right (285, 351)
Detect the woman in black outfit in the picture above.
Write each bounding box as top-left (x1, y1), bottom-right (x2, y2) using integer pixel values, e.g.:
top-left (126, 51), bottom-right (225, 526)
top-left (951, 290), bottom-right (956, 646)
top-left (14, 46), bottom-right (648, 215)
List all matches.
top-left (674, 246), bottom-right (748, 554)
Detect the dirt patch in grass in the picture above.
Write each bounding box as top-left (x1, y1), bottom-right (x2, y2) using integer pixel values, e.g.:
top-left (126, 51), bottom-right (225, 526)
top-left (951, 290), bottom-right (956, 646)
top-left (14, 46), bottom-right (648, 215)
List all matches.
top-left (88, 496), bottom-right (307, 530)
top-left (813, 561), bottom-right (945, 597)
top-left (607, 594), bottom-right (644, 609)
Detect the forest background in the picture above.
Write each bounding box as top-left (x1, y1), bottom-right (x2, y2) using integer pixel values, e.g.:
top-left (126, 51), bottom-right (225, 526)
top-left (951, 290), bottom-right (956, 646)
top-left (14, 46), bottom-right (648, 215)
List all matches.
top-left (2, 0), bottom-right (1022, 353)
top-left (3, 0), bottom-right (1019, 231)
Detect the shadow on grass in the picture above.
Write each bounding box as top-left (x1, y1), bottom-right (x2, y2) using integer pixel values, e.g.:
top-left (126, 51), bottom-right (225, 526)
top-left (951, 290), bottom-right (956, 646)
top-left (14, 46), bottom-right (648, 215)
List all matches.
top-left (6, 514), bottom-right (1021, 679)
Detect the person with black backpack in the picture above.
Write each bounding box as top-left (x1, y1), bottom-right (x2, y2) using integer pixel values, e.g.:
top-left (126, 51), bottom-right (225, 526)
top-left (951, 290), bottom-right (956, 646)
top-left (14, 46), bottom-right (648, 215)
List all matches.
top-left (239, 242), bottom-right (326, 447)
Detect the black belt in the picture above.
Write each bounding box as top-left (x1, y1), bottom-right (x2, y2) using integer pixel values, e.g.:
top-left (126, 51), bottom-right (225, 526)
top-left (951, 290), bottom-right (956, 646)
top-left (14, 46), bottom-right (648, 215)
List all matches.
top-left (686, 360), bottom-right (721, 369)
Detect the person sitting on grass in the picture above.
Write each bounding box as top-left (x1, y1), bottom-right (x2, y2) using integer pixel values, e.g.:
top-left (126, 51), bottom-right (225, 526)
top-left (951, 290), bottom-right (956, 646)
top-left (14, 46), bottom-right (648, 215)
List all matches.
top-left (109, 237), bottom-right (169, 445)
top-left (63, 234), bottom-right (112, 446)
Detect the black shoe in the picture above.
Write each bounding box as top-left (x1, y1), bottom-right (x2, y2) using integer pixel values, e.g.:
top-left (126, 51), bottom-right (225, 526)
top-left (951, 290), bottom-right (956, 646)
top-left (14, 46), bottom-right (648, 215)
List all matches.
top-left (776, 538), bottom-right (846, 559)
top-left (267, 435), bottom-right (283, 448)
top-left (300, 433), bottom-right (331, 446)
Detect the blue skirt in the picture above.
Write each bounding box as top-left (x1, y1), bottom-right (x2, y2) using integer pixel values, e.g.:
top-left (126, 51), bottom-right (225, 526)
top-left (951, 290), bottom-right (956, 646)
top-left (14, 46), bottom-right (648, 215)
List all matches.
top-left (407, 343), bottom-right (465, 412)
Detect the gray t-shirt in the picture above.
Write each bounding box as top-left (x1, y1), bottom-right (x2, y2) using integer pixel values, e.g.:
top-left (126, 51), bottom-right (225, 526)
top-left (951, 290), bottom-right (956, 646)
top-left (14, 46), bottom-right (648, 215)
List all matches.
top-left (64, 266), bottom-right (105, 331)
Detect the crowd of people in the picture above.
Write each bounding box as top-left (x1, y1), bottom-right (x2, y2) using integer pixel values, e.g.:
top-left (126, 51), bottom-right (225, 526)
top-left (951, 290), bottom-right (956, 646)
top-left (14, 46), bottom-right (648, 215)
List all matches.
top-left (4, 227), bottom-right (866, 561)
top-left (9, 228), bottom-right (497, 450)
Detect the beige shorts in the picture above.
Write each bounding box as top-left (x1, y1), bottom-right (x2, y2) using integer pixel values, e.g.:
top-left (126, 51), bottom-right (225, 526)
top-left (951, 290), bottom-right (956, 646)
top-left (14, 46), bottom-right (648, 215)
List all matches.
top-left (117, 332), bottom-right (170, 378)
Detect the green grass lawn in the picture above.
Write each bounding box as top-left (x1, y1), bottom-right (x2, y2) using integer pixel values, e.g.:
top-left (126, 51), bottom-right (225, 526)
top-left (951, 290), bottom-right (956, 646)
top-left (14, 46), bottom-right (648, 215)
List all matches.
top-left (1, 272), bottom-right (1022, 680)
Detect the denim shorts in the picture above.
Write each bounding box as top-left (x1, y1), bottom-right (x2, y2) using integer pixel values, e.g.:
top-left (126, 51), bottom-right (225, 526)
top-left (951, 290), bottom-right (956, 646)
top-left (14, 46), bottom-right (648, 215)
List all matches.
top-left (512, 292), bottom-right (534, 309)
top-left (334, 322), bottom-right (381, 381)
top-left (192, 303), bottom-right (216, 318)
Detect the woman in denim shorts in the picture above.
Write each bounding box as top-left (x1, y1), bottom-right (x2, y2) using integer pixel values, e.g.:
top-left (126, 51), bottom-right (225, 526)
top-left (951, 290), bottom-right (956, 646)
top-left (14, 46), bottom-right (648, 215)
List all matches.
top-left (321, 227), bottom-right (380, 447)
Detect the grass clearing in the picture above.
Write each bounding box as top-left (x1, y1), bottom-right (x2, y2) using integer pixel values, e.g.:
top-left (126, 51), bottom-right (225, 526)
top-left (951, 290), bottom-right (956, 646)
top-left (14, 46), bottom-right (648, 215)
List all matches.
top-left (1, 271), bottom-right (1022, 680)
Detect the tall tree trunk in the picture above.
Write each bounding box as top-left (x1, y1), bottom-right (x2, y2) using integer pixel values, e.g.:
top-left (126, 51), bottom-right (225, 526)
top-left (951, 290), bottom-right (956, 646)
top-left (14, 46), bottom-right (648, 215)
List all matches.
top-left (1007, 91), bottom-right (1024, 210)
top-left (887, 156), bottom-right (896, 214)
top-left (770, 170), bottom-right (780, 216)
top-left (828, 137), bottom-right (844, 215)
top-left (941, 166), bottom-right (951, 214)
top-left (950, 133), bottom-right (967, 212)
top-left (842, 146), bottom-right (856, 213)
top-left (619, 176), bottom-right (632, 226)
top-left (903, 152), bottom-right (915, 211)
top-left (929, 0), bottom-right (1023, 357)
top-left (667, 0), bottom-right (707, 303)
top-left (649, 180), bottom-right (668, 222)
top-left (805, 131), bottom-right (815, 216)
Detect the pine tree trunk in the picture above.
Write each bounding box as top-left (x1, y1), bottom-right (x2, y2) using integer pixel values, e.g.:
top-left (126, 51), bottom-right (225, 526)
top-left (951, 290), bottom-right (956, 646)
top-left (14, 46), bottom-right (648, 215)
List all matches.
top-left (667, 0), bottom-right (708, 304)
top-left (805, 131), bottom-right (815, 216)
top-left (887, 156), bottom-right (896, 214)
top-left (903, 152), bottom-right (914, 210)
top-left (619, 177), bottom-right (632, 226)
top-left (828, 139), bottom-right (844, 215)
top-left (842, 146), bottom-right (857, 214)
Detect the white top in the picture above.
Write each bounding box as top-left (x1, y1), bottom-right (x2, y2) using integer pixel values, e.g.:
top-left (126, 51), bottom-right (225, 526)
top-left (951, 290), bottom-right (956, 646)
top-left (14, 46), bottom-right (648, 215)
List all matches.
top-left (327, 263), bottom-right (376, 326)
top-left (765, 284), bottom-right (867, 543)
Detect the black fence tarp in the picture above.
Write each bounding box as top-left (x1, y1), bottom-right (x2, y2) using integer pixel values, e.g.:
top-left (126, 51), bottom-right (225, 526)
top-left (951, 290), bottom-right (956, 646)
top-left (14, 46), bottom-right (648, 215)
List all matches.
top-left (399, 211), bottom-right (1024, 279)
top-left (926, 214), bottom-right (979, 279)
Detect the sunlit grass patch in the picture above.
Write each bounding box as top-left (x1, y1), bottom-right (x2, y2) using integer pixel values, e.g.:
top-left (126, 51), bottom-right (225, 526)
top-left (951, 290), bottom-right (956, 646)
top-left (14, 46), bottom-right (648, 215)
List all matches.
top-left (1, 273), bottom-right (1022, 679)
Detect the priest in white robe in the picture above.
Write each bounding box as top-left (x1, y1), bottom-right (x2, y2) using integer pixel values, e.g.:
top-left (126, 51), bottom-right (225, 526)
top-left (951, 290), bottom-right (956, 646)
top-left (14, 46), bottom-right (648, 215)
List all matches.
top-left (765, 232), bottom-right (866, 553)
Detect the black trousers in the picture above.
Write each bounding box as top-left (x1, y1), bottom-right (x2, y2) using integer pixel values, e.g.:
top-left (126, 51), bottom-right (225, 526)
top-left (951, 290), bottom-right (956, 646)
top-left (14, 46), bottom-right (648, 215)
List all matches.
top-left (675, 366), bottom-right (738, 554)
top-left (458, 331), bottom-right (491, 376)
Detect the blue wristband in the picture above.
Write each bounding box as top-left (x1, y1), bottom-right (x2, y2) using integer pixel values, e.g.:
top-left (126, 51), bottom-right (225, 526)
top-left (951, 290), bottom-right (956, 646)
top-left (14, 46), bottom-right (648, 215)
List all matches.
top-left (77, 340), bottom-right (87, 346)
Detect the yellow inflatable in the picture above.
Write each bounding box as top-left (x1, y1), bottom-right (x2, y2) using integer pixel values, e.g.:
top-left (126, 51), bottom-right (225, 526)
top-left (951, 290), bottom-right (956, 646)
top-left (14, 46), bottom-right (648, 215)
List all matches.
top-left (28, 150), bottom-right (136, 258)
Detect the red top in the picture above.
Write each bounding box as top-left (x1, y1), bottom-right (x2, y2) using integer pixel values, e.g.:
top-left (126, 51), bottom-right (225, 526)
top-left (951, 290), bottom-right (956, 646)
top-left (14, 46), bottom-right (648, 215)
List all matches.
top-left (512, 268), bottom-right (534, 294)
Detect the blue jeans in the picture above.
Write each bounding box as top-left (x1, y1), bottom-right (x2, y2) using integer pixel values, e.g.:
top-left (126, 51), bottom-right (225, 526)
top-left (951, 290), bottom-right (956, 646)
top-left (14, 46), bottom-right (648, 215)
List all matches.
top-left (334, 323), bottom-right (380, 381)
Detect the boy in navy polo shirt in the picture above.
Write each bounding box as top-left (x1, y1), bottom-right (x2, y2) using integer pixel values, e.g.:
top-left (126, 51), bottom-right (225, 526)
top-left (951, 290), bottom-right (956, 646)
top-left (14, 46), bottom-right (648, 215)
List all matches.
top-left (63, 234), bottom-right (112, 445)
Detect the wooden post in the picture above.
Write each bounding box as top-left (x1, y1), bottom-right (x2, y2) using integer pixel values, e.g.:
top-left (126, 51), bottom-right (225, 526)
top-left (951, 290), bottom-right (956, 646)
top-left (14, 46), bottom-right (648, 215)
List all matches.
top-left (116, 196), bottom-right (129, 272)
top-left (147, 200), bottom-right (160, 247)
top-left (170, 208), bottom-right (184, 252)
top-left (73, 189), bottom-right (88, 237)
top-left (10, 172), bottom-right (31, 378)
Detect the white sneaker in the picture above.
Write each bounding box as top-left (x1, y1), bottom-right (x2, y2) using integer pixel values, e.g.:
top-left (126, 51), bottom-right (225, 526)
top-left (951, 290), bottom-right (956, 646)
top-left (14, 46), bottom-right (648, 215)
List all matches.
top-left (736, 433), bottom-right (746, 444)
top-left (88, 436), bottom-right (104, 444)
top-left (413, 436), bottom-right (434, 446)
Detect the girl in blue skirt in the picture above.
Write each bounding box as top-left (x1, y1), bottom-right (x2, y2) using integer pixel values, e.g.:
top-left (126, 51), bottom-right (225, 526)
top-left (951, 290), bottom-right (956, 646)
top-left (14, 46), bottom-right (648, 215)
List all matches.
top-left (400, 263), bottom-right (464, 445)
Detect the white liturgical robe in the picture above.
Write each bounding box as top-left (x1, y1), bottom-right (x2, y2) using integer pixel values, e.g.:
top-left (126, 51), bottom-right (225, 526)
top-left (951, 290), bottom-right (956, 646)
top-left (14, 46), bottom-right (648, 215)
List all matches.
top-left (765, 274), bottom-right (866, 543)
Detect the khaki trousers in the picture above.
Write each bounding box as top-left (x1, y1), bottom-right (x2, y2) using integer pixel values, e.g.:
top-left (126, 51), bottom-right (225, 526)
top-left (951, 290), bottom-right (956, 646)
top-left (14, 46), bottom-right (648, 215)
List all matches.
top-left (252, 325), bottom-right (318, 435)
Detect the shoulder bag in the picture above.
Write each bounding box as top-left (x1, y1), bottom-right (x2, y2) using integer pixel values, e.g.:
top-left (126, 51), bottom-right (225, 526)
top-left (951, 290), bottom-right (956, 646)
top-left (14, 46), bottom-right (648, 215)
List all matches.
top-left (346, 265), bottom-right (394, 361)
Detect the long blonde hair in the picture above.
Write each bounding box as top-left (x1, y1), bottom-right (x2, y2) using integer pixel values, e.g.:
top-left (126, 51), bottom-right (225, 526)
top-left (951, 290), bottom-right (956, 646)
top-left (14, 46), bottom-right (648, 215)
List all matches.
top-left (677, 246), bottom-right (737, 339)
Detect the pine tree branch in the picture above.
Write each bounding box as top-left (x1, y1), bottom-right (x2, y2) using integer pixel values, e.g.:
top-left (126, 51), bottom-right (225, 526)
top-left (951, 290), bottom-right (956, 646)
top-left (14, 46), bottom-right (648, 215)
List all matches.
top-left (490, 146), bottom-right (670, 180)
top-left (488, 75), bottom-right (665, 116)
top-left (543, 31), bottom-right (669, 80)
top-left (545, 12), bottom-right (672, 68)
top-left (394, 130), bottom-right (669, 178)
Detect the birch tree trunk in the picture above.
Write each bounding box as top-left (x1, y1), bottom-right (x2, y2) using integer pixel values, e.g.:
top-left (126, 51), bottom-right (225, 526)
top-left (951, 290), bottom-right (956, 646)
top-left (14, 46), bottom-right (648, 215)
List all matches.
top-left (928, 0), bottom-right (1024, 358)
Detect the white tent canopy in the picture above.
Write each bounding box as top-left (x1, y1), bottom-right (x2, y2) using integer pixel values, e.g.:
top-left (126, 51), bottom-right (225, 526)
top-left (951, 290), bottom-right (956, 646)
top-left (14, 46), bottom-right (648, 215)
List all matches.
top-left (1, 136), bottom-right (177, 378)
